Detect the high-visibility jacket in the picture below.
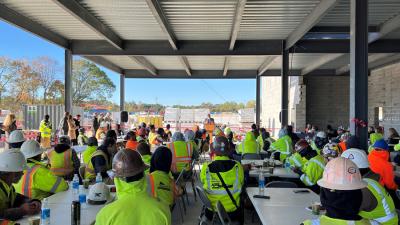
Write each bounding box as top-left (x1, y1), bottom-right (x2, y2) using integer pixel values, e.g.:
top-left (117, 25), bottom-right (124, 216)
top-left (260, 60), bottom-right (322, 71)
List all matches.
top-left (85, 150), bottom-right (110, 180)
top-left (368, 150), bottom-right (398, 190)
top-left (270, 135), bottom-right (292, 162)
top-left (360, 178), bottom-right (398, 225)
top-left (310, 141), bottom-right (322, 155)
top-left (300, 155), bottom-right (326, 186)
top-left (256, 135), bottom-right (264, 150)
top-left (338, 141), bottom-right (347, 152)
top-left (167, 141), bottom-right (193, 173)
top-left (142, 154), bottom-right (151, 174)
top-left (14, 160), bottom-right (68, 200)
top-left (236, 132), bottom-right (259, 155)
top-left (0, 220), bottom-right (16, 225)
top-left (148, 171), bottom-right (175, 207)
top-left (303, 215), bottom-right (377, 225)
top-left (0, 179), bottom-right (16, 215)
top-left (200, 156), bottom-right (244, 213)
top-left (39, 120), bottom-right (52, 138)
top-left (47, 148), bottom-right (74, 176)
top-left (95, 177), bottom-right (171, 225)
top-left (77, 134), bottom-right (88, 146)
top-left (286, 152), bottom-right (307, 169)
top-left (126, 140), bottom-right (139, 150)
top-left (82, 146), bottom-right (97, 166)
top-left (370, 133), bottom-right (384, 146)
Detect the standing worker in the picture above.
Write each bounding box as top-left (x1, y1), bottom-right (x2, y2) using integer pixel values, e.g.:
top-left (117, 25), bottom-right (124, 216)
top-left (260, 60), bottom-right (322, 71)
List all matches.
top-left (204, 114), bottom-right (215, 144)
top-left (200, 136), bottom-right (244, 224)
top-left (39, 115), bottom-right (52, 149)
top-left (95, 149), bottom-right (171, 225)
top-left (166, 132), bottom-right (193, 176)
top-left (92, 113), bottom-right (99, 137)
top-left (14, 140), bottom-right (68, 200)
top-left (0, 149), bottom-right (41, 221)
top-left (58, 112), bottom-right (69, 136)
top-left (47, 136), bottom-right (80, 180)
top-left (342, 149), bottom-right (398, 225)
top-left (2, 113), bottom-right (17, 150)
top-left (302, 158), bottom-right (376, 225)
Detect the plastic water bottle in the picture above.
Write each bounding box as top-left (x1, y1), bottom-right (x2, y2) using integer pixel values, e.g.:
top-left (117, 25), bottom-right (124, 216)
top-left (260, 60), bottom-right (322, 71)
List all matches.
top-left (72, 174), bottom-right (80, 197)
top-left (40, 198), bottom-right (50, 225)
top-left (258, 171), bottom-right (265, 195)
top-left (96, 173), bottom-right (102, 183)
top-left (78, 186), bottom-right (87, 209)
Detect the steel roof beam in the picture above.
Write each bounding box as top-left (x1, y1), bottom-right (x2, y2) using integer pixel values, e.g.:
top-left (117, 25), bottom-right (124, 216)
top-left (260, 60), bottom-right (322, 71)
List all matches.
top-left (258, 56), bottom-right (278, 76)
top-left (336, 53), bottom-right (396, 75)
top-left (309, 26), bottom-right (379, 33)
top-left (370, 13), bottom-right (400, 43)
top-left (301, 54), bottom-right (344, 75)
top-left (229, 0), bottom-right (247, 50)
top-left (179, 56), bottom-right (192, 76)
top-left (123, 69), bottom-right (336, 79)
top-left (286, 0), bottom-right (339, 49)
top-left (223, 57), bottom-right (230, 77)
top-left (128, 56), bottom-right (158, 76)
top-left (52, 0), bottom-right (123, 50)
top-left (0, 3), bottom-right (69, 48)
top-left (83, 56), bottom-right (123, 74)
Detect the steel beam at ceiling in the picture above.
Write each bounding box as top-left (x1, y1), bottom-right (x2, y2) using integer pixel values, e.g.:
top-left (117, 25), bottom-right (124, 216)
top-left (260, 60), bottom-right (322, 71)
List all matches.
top-left (179, 56), bottom-right (192, 76)
top-left (128, 56), bottom-right (158, 76)
top-left (229, 0), bottom-right (247, 50)
top-left (223, 57), bottom-right (230, 77)
top-left (301, 54), bottom-right (344, 75)
top-left (0, 3), bottom-right (69, 49)
top-left (370, 13), bottom-right (400, 43)
top-left (83, 56), bottom-right (123, 74)
top-left (52, 0), bottom-right (123, 50)
top-left (336, 53), bottom-right (396, 75)
top-left (258, 56), bottom-right (278, 76)
top-left (286, 0), bottom-right (339, 49)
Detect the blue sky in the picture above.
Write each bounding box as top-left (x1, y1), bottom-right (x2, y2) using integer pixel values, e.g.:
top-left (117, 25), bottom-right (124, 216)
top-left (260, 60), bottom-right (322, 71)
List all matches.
top-left (0, 21), bottom-right (255, 106)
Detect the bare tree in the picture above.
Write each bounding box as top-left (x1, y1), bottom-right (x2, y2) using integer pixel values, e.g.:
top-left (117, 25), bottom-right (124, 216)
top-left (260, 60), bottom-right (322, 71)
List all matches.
top-left (32, 57), bottom-right (59, 104)
top-left (0, 57), bottom-right (18, 105)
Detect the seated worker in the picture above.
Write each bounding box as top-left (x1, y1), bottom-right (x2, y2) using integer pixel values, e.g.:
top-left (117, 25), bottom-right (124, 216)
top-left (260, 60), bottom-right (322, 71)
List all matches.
top-left (77, 128), bottom-right (88, 146)
top-left (236, 131), bottom-right (259, 155)
top-left (82, 137), bottom-right (98, 166)
top-left (310, 131), bottom-right (328, 155)
top-left (321, 142), bottom-right (341, 162)
top-left (342, 149), bottom-right (398, 225)
top-left (269, 128), bottom-right (293, 162)
top-left (286, 140), bottom-right (309, 169)
top-left (0, 149), bottom-right (41, 221)
top-left (95, 149), bottom-right (171, 225)
top-left (370, 126), bottom-right (384, 146)
top-left (166, 132), bottom-right (193, 175)
top-left (368, 139), bottom-right (398, 191)
top-left (337, 132), bottom-right (351, 152)
top-left (286, 125), bottom-right (299, 148)
top-left (302, 157), bottom-right (376, 225)
top-left (184, 129), bottom-right (200, 161)
top-left (85, 137), bottom-right (117, 181)
top-left (137, 143), bottom-right (151, 174)
top-left (200, 136), bottom-right (244, 224)
top-left (148, 146), bottom-right (176, 207)
top-left (292, 139), bottom-right (326, 193)
top-left (148, 125), bottom-right (157, 148)
top-left (125, 131), bottom-right (139, 150)
top-left (136, 127), bottom-right (148, 143)
top-left (47, 136), bottom-right (80, 180)
top-left (15, 140), bottom-right (68, 200)
top-left (7, 130), bottom-right (26, 150)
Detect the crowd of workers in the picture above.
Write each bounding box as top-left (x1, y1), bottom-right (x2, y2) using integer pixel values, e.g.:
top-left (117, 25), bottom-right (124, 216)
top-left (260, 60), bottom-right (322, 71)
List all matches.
top-left (1, 112), bottom-right (400, 225)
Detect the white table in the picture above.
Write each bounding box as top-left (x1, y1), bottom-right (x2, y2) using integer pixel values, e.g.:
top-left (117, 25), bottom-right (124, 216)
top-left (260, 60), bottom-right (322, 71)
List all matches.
top-left (247, 187), bottom-right (320, 225)
top-left (249, 167), bottom-right (300, 179)
top-left (241, 159), bottom-right (282, 166)
top-left (17, 186), bottom-right (115, 225)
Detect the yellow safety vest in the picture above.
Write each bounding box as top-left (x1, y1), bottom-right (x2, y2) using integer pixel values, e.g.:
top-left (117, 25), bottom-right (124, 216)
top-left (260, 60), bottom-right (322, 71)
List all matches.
top-left (303, 215), bottom-right (377, 225)
top-left (167, 141), bottom-right (193, 173)
top-left (270, 135), bottom-right (292, 162)
top-left (359, 178), bottom-right (398, 225)
top-left (39, 120), bottom-right (52, 138)
top-left (300, 155), bottom-right (326, 186)
top-left (148, 171), bottom-right (175, 207)
top-left (47, 149), bottom-right (73, 176)
top-left (0, 179), bottom-right (16, 215)
top-left (85, 150), bottom-right (110, 180)
top-left (200, 156), bottom-right (244, 213)
top-left (14, 160), bottom-right (68, 200)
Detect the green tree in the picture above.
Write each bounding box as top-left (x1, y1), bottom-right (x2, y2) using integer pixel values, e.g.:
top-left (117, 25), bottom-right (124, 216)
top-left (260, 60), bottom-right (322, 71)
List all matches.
top-left (0, 57), bottom-right (19, 105)
top-left (72, 59), bottom-right (116, 104)
top-left (246, 100), bottom-right (256, 109)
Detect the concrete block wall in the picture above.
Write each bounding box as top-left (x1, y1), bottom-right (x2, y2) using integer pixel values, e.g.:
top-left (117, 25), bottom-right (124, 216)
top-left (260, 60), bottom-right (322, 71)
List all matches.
top-left (305, 76), bottom-right (350, 129)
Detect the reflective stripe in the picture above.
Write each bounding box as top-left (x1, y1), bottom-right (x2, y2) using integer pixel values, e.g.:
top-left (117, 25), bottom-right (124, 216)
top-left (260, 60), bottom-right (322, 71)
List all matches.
top-left (148, 174), bottom-right (157, 198)
top-left (205, 165), bottom-right (240, 195)
top-left (168, 143), bottom-right (177, 171)
top-left (283, 139), bottom-right (290, 155)
top-left (292, 157), bottom-right (302, 168)
top-left (364, 179), bottom-right (396, 223)
top-left (50, 176), bottom-right (63, 193)
top-left (311, 219), bottom-right (320, 225)
top-left (242, 143), bottom-right (245, 153)
top-left (48, 149), bottom-right (73, 175)
top-left (22, 165), bottom-right (40, 198)
top-left (300, 174), bottom-right (314, 186)
top-left (309, 158), bottom-right (325, 170)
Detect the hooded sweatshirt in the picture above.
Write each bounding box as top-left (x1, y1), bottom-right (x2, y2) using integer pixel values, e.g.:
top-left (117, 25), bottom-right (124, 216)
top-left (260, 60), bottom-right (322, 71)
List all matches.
top-left (236, 132), bottom-right (259, 154)
top-left (368, 150), bottom-right (398, 190)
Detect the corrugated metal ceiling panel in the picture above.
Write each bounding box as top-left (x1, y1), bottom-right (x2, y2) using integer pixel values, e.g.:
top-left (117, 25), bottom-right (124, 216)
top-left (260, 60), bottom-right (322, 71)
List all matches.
top-left (319, 0), bottom-right (400, 26)
top-left (238, 0), bottom-right (320, 40)
top-left (268, 53), bottom-right (341, 70)
top-left (78, 0), bottom-right (167, 40)
top-left (160, 0), bottom-right (236, 40)
top-left (2, 0), bottom-right (102, 40)
top-left (101, 56), bottom-right (142, 70)
top-left (229, 56), bottom-right (267, 69)
top-left (144, 56), bottom-right (183, 70)
top-left (187, 56), bottom-right (225, 70)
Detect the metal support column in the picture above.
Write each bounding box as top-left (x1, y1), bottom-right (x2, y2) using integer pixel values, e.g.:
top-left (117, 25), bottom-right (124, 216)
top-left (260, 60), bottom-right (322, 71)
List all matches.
top-left (64, 49), bottom-right (72, 114)
top-left (256, 75), bottom-right (261, 127)
top-left (120, 74), bottom-right (125, 111)
top-left (281, 41), bottom-right (289, 127)
top-left (350, 0), bottom-right (368, 150)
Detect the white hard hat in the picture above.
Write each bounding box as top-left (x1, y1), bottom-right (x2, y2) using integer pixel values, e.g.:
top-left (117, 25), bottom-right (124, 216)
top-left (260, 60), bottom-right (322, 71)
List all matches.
top-left (341, 148), bottom-right (369, 169)
top-left (88, 182), bottom-right (110, 205)
top-left (316, 131), bottom-right (327, 139)
top-left (20, 140), bottom-right (45, 159)
top-left (8, 130), bottom-right (25, 144)
top-left (317, 157), bottom-right (367, 190)
top-left (0, 149), bottom-right (27, 172)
